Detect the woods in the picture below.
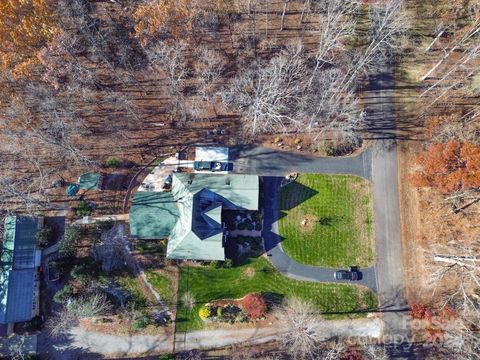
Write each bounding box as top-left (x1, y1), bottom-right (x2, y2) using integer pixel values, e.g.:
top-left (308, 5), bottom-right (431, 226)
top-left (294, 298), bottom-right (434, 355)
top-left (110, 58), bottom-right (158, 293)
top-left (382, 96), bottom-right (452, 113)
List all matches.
top-left (0, 0), bottom-right (480, 358)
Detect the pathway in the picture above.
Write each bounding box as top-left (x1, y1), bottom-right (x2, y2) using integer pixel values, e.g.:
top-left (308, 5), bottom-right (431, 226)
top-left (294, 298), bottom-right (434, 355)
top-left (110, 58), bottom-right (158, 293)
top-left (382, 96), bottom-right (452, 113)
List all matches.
top-left (61, 317), bottom-right (382, 356)
top-left (177, 317), bottom-right (383, 351)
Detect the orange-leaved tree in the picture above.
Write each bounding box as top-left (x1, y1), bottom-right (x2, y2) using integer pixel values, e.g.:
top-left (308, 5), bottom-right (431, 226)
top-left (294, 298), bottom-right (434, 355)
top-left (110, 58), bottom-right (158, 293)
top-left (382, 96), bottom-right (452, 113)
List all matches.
top-left (0, 0), bottom-right (59, 76)
top-left (133, 0), bottom-right (227, 45)
top-left (409, 140), bottom-right (480, 194)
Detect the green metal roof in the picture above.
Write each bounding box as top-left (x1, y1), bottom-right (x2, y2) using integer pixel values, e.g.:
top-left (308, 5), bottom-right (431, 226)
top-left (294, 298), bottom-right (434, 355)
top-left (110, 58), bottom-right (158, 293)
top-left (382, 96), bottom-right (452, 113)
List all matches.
top-left (166, 174), bottom-right (259, 261)
top-left (78, 172), bottom-right (101, 190)
top-left (0, 216), bottom-right (38, 324)
top-left (173, 173), bottom-right (259, 210)
top-left (129, 173), bottom-right (259, 261)
top-left (129, 192), bottom-right (180, 239)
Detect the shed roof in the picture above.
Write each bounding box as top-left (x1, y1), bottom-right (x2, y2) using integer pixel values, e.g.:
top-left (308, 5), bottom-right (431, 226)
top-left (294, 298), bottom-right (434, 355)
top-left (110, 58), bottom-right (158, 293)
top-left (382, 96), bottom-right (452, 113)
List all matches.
top-left (195, 147), bottom-right (229, 162)
top-left (129, 191), bottom-right (180, 239)
top-left (0, 216), bottom-right (38, 324)
top-left (78, 172), bottom-right (101, 190)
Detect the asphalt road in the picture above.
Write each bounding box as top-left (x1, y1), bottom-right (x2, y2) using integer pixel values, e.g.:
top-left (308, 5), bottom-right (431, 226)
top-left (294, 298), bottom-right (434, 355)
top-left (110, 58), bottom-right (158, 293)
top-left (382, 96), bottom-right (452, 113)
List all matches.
top-left (230, 144), bottom-right (372, 179)
top-left (366, 69), bottom-right (409, 338)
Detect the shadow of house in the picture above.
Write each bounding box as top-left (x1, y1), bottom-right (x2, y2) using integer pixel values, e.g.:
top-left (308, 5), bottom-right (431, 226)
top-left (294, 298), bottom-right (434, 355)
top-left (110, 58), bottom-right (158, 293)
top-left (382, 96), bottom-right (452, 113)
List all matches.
top-left (279, 181), bottom-right (318, 211)
top-left (261, 177), bottom-right (318, 252)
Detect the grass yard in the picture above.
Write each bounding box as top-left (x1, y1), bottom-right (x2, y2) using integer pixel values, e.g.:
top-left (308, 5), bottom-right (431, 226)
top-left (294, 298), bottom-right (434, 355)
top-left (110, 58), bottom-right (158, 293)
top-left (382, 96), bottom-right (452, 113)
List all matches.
top-left (280, 174), bottom-right (374, 267)
top-left (176, 257), bottom-right (377, 331)
top-left (145, 269), bottom-right (175, 304)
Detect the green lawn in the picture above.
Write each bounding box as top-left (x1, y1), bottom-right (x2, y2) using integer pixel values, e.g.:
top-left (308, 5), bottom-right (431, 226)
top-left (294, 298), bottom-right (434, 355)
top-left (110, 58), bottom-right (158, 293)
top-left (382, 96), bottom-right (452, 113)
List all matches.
top-left (176, 257), bottom-right (377, 331)
top-left (279, 174), bottom-right (374, 267)
top-left (145, 269), bottom-right (175, 304)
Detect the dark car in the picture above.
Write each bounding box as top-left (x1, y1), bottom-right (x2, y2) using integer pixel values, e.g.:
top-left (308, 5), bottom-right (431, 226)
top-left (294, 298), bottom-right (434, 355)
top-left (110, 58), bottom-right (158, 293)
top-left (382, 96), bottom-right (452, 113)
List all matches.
top-left (334, 267), bottom-right (359, 281)
top-left (194, 161), bottom-right (229, 171)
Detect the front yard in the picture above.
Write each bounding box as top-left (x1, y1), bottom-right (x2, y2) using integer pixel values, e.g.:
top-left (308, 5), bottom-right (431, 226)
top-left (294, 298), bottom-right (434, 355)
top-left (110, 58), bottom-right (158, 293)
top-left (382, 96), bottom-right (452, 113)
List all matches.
top-left (279, 174), bottom-right (375, 267)
top-left (176, 257), bottom-right (377, 332)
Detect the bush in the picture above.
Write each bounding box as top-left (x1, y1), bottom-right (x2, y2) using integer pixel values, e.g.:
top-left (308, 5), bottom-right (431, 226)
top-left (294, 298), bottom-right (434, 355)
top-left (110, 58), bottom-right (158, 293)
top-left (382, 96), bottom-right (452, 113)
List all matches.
top-left (254, 223), bottom-right (262, 231)
top-left (252, 211), bottom-right (263, 222)
top-left (59, 226), bottom-right (84, 258)
top-left (241, 293), bottom-right (267, 320)
top-left (246, 222), bottom-right (254, 231)
top-left (234, 311), bottom-right (248, 323)
top-left (53, 285), bottom-right (72, 303)
top-left (36, 226), bottom-right (53, 248)
top-left (224, 259), bottom-right (233, 268)
top-left (216, 306), bottom-right (223, 318)
top-left (236, 236), bottom-right (245, 245)
top-left (76, 200), bottom-right (92, 217)
top-left (209, 261), bottom-right (221, 269)
top-left (133, 312), bottom-right (151, 330)
top-left (198, 305), bottom-right (212, 320)
top-left (105, 157), bottom-right (119, 168)
top-left (237, 222), bottom-right (247, 231)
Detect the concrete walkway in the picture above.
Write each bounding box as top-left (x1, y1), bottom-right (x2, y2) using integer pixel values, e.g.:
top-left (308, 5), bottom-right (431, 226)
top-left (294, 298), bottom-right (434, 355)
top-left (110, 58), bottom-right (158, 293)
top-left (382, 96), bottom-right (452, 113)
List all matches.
top-left (262, 177), bottom-right (378, 292)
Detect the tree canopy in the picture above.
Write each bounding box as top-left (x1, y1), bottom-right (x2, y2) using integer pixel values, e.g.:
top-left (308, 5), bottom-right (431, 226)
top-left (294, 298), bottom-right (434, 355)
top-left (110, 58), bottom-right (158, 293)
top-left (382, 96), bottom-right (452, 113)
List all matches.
top-left (0, 0), bottom-right (58, 76)
top-left (409, 140), bottom-right (480, 193)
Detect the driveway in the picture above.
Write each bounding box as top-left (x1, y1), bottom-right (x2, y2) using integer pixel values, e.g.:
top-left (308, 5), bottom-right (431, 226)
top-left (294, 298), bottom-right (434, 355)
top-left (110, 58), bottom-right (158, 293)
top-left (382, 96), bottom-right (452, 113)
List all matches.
top-left (366, 69), bottom-right (409, 336)
top-left (261, 177), bottom-right (377, 292)
top-left (230, 144), bottom-right (372, 179)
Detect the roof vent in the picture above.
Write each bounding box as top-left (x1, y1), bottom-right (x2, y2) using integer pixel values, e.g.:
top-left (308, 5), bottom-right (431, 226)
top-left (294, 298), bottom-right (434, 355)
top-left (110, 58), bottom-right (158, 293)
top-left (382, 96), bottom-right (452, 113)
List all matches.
top-left (188, 174), bottom-right (194, 184)
top-left (225, 178), bottom-right (230, 185)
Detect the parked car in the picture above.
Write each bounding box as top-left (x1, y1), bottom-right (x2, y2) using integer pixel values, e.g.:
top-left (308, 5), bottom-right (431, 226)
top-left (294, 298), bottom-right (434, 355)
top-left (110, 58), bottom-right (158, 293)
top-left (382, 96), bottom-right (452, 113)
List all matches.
top-left (334, 267), bottom-right (359, 281)
top-left (194, 161), bottom-right (229, 171)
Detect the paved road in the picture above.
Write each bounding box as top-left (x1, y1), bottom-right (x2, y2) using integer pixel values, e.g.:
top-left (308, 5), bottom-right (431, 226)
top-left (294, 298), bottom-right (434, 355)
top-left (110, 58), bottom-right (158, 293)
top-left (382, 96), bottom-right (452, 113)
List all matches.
top-left (262, 177), bottom-right (378, 292)
top-left (230, 144), bottom-right (372, 179)
top-left (366, 69), bottom-right (409, 338)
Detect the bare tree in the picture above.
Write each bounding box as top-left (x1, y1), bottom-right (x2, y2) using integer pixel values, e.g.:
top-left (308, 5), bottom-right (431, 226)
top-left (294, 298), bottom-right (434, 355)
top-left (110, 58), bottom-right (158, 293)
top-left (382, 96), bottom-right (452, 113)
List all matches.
top-left (427, 240), bottom-right (480, 321)
top-left (46, 292), bottom-right (112, 337)
top-left (309, 0), bottom-right (357, 82)
top-left (222, 44), bottom-right (306, 134)
top-left (277, 297), bottom-right (323, 360)
top-left (145, 41), bottom-right (188, 95)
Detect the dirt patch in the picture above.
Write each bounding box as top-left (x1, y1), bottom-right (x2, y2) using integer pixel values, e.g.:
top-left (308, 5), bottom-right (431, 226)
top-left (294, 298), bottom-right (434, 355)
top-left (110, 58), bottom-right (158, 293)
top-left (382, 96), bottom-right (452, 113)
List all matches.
top-left (243, 267), bottom-right (256, 278)
top-left (299, 214), bottom-right (318, 234)
top-left (79, 316), bottom-right (172, 337)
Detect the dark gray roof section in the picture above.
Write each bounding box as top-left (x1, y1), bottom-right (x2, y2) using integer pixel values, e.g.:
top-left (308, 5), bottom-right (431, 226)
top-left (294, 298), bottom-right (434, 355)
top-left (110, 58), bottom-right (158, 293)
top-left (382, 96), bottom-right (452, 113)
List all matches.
top-left (0, 216), bottom-right (38, 324)
top-left (4, 269), bottom-right (35, 323)
top-left (12, 217), bottom-right (38, 269)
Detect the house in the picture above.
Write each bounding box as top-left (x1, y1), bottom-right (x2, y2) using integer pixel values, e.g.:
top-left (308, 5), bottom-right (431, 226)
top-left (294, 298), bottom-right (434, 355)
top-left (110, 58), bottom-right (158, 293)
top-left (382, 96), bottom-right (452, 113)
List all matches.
top-left (130, 173), bottom-right (259, 261)
top-left (0, 216), bottom-right (42, 332)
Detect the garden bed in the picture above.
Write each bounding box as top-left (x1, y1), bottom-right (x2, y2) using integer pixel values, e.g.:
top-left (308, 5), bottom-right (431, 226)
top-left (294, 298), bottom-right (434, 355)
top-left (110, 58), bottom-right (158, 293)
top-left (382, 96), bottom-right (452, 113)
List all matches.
top-left (176, 257), bottom-right (377, 331)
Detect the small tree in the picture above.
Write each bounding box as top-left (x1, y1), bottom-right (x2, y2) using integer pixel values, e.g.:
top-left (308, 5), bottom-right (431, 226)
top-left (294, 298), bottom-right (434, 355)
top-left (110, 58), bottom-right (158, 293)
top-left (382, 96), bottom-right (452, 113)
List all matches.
top-left (59, 225), bottom-right (83, 258)
top-left (409, 140), bottom-right (480, 194)
top-left (241, 293), bottom-right (267, 319)
top-left (36, 226), bottom-right (53, 248)
top-left (53, 284), bottom-right (72, 303)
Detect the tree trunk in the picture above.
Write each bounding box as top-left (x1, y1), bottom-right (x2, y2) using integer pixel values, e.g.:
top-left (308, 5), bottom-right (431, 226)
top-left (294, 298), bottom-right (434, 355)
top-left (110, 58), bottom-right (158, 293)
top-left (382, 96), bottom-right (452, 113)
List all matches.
top-left (281, 1), bottom-right (289, 31)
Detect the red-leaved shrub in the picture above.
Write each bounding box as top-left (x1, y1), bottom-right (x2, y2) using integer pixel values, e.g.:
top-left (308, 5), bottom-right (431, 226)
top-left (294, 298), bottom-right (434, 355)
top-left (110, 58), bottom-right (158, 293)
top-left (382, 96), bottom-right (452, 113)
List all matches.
top-left (241, 293), bottom-right (267, 319)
